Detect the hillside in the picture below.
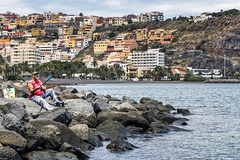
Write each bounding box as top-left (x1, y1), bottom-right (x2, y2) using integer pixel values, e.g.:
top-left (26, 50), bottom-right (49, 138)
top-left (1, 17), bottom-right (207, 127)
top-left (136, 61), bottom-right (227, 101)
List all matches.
top-left (123, 15), bottom-right (240, 72)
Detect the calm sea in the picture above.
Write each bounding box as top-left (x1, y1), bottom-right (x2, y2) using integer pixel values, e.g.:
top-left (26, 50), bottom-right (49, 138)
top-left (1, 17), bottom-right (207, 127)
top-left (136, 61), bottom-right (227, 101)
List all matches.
top-left (67, 83), bottom-right (240, 160)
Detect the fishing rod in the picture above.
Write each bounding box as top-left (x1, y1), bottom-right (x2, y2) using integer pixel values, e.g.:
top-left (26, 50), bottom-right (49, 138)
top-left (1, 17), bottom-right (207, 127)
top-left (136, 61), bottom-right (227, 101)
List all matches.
top-left (28, 46), bottom-right (89, 98)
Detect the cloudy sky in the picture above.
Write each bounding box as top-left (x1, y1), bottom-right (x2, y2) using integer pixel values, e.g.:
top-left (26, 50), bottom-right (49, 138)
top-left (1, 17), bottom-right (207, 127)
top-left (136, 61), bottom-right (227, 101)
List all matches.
top-left (1, 0), bottom-right (240, 19)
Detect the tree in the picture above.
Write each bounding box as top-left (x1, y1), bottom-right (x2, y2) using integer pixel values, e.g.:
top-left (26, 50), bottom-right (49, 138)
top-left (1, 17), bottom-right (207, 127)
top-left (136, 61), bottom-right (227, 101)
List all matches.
top-left (115, 67), bottom-right (125, 80)
top-left (79, 13), bottom-right (83, 16)
top-left (141, 44), bottom-right (148, 51)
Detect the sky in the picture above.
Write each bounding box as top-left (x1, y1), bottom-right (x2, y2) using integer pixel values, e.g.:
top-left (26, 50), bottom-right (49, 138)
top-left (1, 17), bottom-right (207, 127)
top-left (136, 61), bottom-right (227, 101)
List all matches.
top-left (1, 0), bottom-right (240, 19)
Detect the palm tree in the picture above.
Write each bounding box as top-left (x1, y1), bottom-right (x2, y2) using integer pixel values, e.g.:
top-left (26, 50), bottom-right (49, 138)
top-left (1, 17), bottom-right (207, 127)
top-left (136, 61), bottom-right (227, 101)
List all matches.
top-left (115, 67), bottom-right (125, 80)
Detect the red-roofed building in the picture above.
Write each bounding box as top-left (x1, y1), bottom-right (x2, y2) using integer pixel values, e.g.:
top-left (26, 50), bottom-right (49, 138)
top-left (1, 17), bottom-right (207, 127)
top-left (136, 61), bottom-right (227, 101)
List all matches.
top-left (172, 69), bottom-right (186, 77)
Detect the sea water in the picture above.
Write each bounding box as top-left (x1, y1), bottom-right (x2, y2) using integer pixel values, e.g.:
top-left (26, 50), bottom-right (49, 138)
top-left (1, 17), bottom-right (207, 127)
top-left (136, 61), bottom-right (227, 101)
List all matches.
top-left (68, 83), bottom-right (240, 160)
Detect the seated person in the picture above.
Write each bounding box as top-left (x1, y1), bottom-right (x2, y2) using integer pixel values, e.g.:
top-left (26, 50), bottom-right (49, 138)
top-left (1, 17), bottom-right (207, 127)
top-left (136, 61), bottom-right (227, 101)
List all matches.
top-left (27, 72), bottom-right (63, 110)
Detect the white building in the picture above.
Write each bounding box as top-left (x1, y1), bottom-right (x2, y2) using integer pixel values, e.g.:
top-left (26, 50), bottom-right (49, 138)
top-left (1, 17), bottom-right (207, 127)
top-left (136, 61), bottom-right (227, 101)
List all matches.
top-left (130, 48), bottom-right (164, 69)
top-left (36, 42), bottom-right (58, 63)
top-left (193, 12), bottom-right (213, 22)
top-left (11, 44), bottom-right (41, 65)
top-left (187, 67), bottom-right (222, 78)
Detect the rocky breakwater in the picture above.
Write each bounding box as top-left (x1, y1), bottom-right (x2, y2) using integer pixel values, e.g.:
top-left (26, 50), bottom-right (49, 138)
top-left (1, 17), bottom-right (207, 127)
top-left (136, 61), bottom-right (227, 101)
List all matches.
top-left (0, 81), bottom-right (192, 159)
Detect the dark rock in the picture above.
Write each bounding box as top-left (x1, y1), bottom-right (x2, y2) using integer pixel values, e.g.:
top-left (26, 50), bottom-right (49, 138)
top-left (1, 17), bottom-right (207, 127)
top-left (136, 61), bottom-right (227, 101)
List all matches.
top-left (30, 119), bottom-right (94, 151)
top-left (122, 96), bottom-right (137, 104)
top-left (81, 90), bottom-right (96, 100)
top-left (59, 142), bottom-right (89, 160)
top-left (160, 112), bottom-right (181, 124)
top-left (58, 92), bottom-right (80, 100)
top-left (39, 125), bottom-right (63, 150)
top-left (92, 95), bottom-right (109, 112)
top-left (96, 120), bottom-right (131, 140)
top-left (24, 133), bottom-right (45, 152)
top-left (0, 98), bottom-right (31, 122)
top-left (75, 92), bottom-right (87, 100)
top-left (27, 150), bottom-right (78, 160)
top-left (140, 97), bottom-right (162, 105)
top-left (97, 110), bottom-right (149, 131)
top-left (126, 126), bottom-right (143, 134)
top-left (65, 99), bottom-right (97, 127)
top-left (133, 103), bottom-right (149, 111)
top-left (37, 108), bottom-right (72, 126)
top-left (69, 124), bottom-right (103, 147)
top-left (63, 87), bottom-right (78, 94)
top-left (52, 85), bottom-right (65, 95)
top-left (0, 146), bottom-right (22, 160)
top-left (149, 122), bottom-right (170, 134)
top-left (0, 130), bottom-right (27, 152)
top-left (2, 113), bottom-right (27, 136)
top-left (106, 137), bottom-right (138, 152)
top-left (177, 109), bottom-right (192, 116)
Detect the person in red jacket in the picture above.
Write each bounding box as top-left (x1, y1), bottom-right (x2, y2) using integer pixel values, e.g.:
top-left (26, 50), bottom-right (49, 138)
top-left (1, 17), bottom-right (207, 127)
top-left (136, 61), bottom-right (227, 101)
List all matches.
top-left (27, 72), bottom-right (63, 110)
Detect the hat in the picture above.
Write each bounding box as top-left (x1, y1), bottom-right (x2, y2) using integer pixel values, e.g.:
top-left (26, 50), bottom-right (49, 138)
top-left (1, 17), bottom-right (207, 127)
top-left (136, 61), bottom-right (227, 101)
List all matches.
top-left (32, 72), bottom-right (39, 76)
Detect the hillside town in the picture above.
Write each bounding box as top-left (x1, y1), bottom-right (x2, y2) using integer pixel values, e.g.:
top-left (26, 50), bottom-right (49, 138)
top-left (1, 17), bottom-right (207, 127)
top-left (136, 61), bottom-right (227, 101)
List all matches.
top-left (0, 10), bottom-right (228, 81)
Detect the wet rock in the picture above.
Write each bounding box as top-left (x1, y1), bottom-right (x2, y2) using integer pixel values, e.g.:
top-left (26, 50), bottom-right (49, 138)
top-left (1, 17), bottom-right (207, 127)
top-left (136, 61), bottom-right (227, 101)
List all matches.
top-left (59, 142), bottom-right (89, 160)
top-left (106, 137), bottom-right (138, 152)
top-left (37, 108), bottom-right (72, 126)
top-left (65, 99), bottom-right (96, 127)
top-left (97, 110), bottom-right (149, 131)
top-left (140, 97), bottom-right (161, 105)
top-left (0, 146), bottom-right (22, 160)
top-left (96, 120), bottom-right (131, 140)
top-left (0, 130), bottom-right (27, 152)
top-left (177, 109), bottom-right (192, 116)
top-left (149, 122), bottom-right (170, 134)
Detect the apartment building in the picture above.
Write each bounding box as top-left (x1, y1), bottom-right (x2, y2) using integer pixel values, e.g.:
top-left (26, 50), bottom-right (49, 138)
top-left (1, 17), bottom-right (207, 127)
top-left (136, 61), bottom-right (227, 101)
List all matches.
top-left (26, 14), bottom-right (41, 26)
top-left (94, 40), bottom-right (109, 54)
top-left (109, 40), bottom-right (138, 53)
top-left (36, 42), bottom-right (57, 63)
top-left (31, 28), bottom-right (41, 37)
top-left (11, 44), bottom-right (41, 65)
top-left (130, 48), bottom-right (164, 69)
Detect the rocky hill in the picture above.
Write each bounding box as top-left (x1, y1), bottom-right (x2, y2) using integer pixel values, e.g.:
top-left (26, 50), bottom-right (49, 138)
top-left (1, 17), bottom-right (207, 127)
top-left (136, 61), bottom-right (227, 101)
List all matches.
top-left (129, 15), bottom-right (240, 72)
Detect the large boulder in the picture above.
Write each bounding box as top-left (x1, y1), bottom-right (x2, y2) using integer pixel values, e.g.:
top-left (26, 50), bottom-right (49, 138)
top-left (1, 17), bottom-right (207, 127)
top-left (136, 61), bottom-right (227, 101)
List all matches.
top-left (108, 102), bottom-right (138, 112)
top-left (177, 109), bottom-right (192, 116)
top-left (0, 146), bottom-right (22, 160)
top-left (30, 119), bottom-right (94, 151)
top-left (81, 90), bottom-right (96, 100)
top-left (27, 150), bottom-right (78, 160)
top-left (96, 120), bottom-right (131, 140)
top-left (2, 113), bottom-right (27, 136)
top-left (92, 95), bottom-right (109, 111)
top-left (59, 142), bottom-right (89, 160)
top-left (70, 124), bottom-right (103, 147)
top-left (106, 137), bottom-right (138, 152)
top-left (149, 122), bottom-right (170, 134)
top-left (97, 110), bottom-right (149, 131)
top-left (0, 98), bottom-right (31, 122)
top-left (0, 130), bottom-right (27, 152)
top-left (65, 99), bottom-right (96, 127)
top-left (37, 108), bottom-right (72, 126)
top-left (39, 125), bottom-right (63, 150)
top-left (122, 96), bottom-right (137, 104)
top-left (63, 87), bottom-right (78, 94)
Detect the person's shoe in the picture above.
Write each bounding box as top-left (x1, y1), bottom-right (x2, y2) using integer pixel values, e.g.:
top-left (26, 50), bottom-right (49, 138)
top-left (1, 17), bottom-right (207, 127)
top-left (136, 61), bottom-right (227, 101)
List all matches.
top-left (56, 101), bottom-right (64, 107)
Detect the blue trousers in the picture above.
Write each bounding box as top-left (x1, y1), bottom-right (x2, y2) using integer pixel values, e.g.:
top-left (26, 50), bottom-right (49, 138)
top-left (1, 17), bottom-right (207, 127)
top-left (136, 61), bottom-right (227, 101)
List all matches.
top-left (31, 89), bottom-right (60, 110)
